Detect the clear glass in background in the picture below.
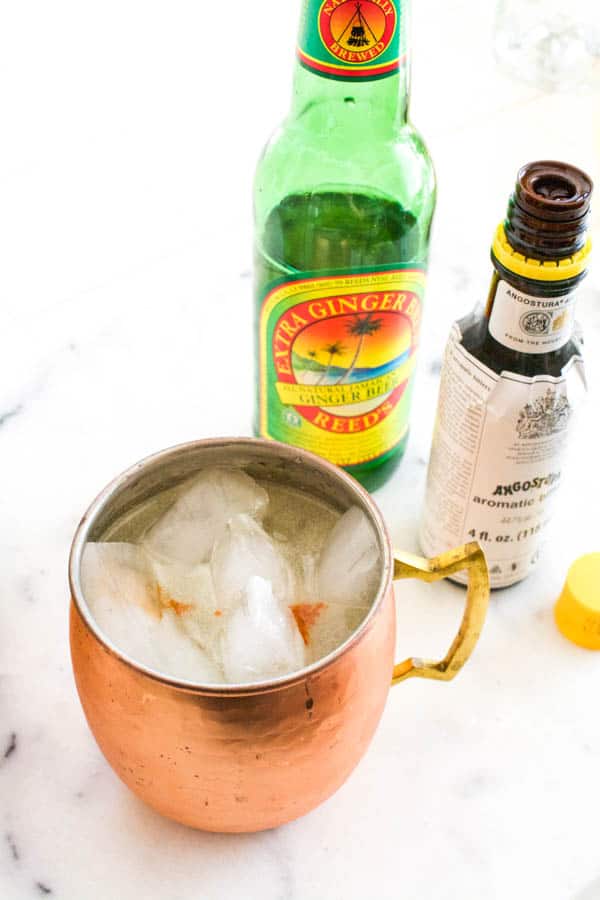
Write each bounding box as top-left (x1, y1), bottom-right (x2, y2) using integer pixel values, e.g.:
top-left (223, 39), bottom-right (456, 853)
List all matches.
top-left (494, 0), bottom-right (600, 89)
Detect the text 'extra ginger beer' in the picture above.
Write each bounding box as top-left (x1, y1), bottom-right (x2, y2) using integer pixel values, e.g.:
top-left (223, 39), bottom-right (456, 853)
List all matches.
top-left (254, 0), bottom-right (435, 490)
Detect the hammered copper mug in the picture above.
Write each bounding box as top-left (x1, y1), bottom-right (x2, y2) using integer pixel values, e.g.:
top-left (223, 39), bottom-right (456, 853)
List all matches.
top-left (69, 438), bottom-right (489, 833)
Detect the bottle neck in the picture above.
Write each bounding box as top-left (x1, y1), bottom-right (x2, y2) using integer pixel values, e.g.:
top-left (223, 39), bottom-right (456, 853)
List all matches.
top-left (293, 0), bottom-right (410, 125)
top-left (485, 265), bottom-right (583, 355)
top-left (475, 163), bottom-right (592, 359)
top-left (483, 221), bottom-right (590, 355)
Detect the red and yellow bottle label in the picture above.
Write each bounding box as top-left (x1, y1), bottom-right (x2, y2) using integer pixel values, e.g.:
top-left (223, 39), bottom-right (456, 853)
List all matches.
top-left (258, 268), bottom-right (424, 467)
top-left (298, 0), bottom-right (405, 81)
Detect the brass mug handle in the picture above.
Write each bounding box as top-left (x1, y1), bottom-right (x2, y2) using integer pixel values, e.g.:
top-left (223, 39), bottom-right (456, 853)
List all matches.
top-left (391, 542), bottom-right (489, 685)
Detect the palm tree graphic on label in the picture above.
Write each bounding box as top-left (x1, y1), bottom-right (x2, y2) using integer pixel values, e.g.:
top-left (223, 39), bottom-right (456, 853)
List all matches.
top-left (316, 340), bottom-right (347, 385)
top-left (334, 313), bottom-right (383, 385)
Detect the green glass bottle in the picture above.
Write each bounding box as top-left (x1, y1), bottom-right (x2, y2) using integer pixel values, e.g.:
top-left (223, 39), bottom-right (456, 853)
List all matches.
top-left (254, 0), bottom-right (435, 490)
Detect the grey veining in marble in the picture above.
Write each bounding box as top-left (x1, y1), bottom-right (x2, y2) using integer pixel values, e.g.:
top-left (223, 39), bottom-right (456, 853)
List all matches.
top-left (1, 1), bottom-right (599, 899)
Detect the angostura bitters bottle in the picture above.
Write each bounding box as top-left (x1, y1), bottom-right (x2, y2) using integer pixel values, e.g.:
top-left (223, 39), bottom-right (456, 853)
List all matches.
top-left (254, 0), bottom-right (435, 490)
top-left (421, 161), bottom-right (592, 589)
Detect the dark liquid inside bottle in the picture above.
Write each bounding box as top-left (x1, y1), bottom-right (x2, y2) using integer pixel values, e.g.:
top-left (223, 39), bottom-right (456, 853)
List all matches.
top-left (258, 191), bottom-right (420, 278)
top-left (255, 191), bottom-right (425, 491)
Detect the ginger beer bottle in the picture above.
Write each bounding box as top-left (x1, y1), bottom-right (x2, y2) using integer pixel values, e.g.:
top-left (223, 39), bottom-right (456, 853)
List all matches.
top-left (254, 0), bottom-right (435, 490)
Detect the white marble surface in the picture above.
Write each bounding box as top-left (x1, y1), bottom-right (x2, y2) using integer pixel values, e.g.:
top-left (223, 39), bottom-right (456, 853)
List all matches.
top-left (1, 2), bottom-right (600, 898)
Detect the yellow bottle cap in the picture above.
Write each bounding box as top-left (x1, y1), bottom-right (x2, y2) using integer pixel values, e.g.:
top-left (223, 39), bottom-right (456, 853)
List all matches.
top-left (555, 554), bottom-right (600, 650)
top-left (492, 224), bottom-right (592, 282)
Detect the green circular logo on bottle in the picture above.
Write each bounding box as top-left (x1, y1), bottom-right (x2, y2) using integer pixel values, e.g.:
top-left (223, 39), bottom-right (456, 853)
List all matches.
top-left (319, 0), bottom-right (397, 64)
top-left (298, 0), bottom-right (403, 81)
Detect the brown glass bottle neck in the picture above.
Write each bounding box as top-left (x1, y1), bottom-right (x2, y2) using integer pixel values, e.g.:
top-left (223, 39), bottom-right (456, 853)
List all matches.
top-left (504, 161), bottom-right (592, 261)
top-left (505, 197), bottom-right (590, 260)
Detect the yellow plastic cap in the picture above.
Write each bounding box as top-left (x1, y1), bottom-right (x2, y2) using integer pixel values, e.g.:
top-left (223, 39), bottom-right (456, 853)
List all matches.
top-left (555, 553), bottom-right (600, 650)
top-left (492, 224), bottom-right (592, 282)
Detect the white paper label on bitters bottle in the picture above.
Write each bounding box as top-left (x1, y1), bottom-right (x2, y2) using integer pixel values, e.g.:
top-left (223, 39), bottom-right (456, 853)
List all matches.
top-left (488, 280), bottom-right (577, 354)
top-left (420, 324), bottom-right (587, 588)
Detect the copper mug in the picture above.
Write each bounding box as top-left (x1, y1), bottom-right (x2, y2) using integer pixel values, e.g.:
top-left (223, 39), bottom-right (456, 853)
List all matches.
top-left (69, 438), bottom-right (489, 833)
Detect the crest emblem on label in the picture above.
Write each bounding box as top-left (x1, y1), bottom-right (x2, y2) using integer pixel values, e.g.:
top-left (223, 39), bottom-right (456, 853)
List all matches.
top-left (520, 310), bottom-right (552, 336)
top-left (516, 388), bottom-right (572, 439)
top-left (319, 0), bottom-right (397, 65)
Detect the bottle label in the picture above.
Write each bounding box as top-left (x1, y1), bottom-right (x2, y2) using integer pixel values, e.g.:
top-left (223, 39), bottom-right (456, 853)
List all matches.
top-left (298, 0), bottom-right (405, 81)
top-left (420, 324), bottom-right (586, 588)
top-left (488, 279), bottom-right (577, 354)
top-left (258, 267), bottom-right (425, 468)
